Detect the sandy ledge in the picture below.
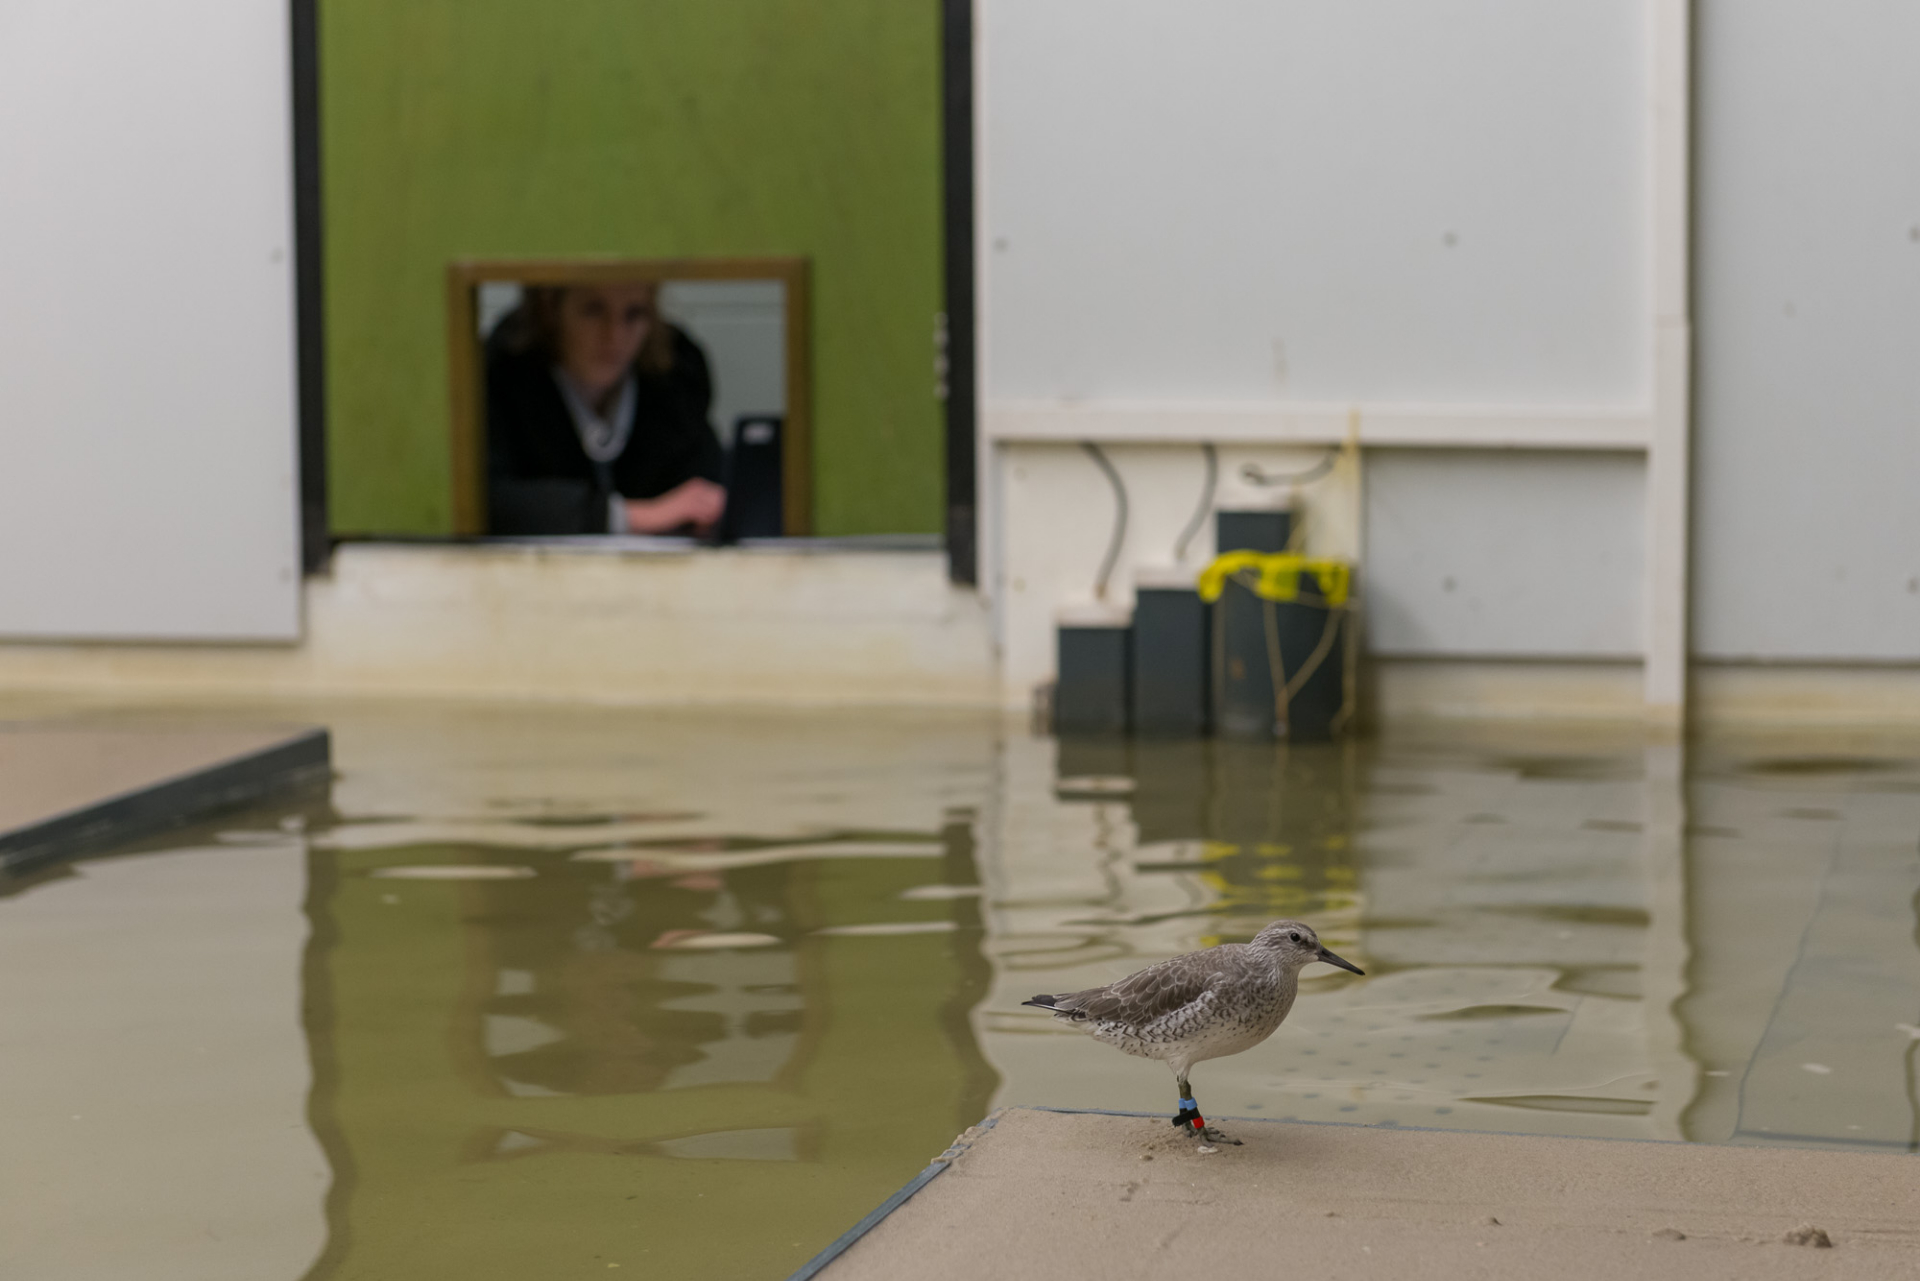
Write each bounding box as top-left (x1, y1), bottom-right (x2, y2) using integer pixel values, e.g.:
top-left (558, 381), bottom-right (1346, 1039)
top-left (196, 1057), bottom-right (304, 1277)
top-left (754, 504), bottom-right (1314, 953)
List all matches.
top-left (816, 1108), bottom-right (1919, 1280)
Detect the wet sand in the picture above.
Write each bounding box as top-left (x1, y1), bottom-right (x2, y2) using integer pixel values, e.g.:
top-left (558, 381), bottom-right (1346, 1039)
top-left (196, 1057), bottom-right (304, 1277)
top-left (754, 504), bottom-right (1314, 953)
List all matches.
top-left (818, 1107), bottom-right (1920, 1279)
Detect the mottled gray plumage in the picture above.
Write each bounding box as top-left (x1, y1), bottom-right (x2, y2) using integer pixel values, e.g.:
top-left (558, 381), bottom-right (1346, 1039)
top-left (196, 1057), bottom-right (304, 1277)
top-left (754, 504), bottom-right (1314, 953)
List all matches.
top-left (1023, 919), bottom-right (1363, 1145)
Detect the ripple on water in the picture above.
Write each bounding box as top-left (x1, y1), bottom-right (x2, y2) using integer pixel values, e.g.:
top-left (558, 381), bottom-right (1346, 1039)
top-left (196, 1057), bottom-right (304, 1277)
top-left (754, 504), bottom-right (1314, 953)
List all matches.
top-left (10, 707), bottom-right (1920, 1281)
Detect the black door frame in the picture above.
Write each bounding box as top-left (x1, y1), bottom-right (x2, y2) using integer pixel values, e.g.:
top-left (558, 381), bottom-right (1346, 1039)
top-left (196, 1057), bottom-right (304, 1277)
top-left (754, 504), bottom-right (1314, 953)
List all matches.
top-left (941, 0), bottom-right (978, 585)
top-left (291, 0), bottom-right (328, 574)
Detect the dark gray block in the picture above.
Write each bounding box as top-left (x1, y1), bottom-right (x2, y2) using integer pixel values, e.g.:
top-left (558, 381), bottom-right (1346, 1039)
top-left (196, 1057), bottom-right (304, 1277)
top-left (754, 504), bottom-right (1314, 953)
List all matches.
top-left (1054, 623), bottom-right (1131, 735)
top-left (1130, 586), bottom-right (1208, 737)
top-left (1214, 508), bottom-right (1294, 555)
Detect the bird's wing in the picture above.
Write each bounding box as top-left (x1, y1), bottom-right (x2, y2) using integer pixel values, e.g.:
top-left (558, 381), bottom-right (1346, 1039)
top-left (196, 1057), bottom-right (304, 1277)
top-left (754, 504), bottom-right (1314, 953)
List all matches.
top-left (1057, 954), bottom-right (1223, 1026)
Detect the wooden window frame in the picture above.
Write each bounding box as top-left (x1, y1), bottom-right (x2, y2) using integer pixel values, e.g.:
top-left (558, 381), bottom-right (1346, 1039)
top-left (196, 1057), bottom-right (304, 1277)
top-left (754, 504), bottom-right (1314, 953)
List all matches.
top-left (445, 256), bottom-right (812, 537)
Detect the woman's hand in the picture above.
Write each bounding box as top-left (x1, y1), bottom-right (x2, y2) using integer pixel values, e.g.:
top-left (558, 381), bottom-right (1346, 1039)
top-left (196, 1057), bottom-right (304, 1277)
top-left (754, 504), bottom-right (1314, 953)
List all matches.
top-left (624, 478), bottom-right (726, 535)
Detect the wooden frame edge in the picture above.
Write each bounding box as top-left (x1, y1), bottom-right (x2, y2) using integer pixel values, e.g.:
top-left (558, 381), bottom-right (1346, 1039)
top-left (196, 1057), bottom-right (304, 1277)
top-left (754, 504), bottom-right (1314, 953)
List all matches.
top-left (444, 256), bottom-right (813, 538)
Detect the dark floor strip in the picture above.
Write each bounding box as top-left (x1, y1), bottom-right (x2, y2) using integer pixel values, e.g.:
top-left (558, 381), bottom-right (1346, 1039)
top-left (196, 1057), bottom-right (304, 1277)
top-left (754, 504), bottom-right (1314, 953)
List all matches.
top-left (0, 728), bottom-right (331, 874)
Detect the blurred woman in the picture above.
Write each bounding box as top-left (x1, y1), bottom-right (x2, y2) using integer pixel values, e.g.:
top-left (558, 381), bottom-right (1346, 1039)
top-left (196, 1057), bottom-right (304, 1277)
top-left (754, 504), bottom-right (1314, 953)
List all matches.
top-left (485, 281), bottom-right (725, 535)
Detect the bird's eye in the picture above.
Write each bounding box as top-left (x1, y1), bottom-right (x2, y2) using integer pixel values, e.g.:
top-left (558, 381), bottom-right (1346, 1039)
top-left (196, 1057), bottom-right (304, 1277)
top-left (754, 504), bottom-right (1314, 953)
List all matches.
top-left (1288, 931), bottom-right (1302, 943)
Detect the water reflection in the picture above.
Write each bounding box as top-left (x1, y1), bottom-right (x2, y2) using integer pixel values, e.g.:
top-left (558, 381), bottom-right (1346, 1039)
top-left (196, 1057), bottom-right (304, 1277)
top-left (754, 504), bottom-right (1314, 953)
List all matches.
top-left (6, 703), bottom-right (1918, 1281)
top-left (982, 732), bottom-right (1689, 1138)
top-left (1679, 743), bottom-right (1920, 1150)
top-left (981, 728), bottom-right (1920, 1153)
top-left (304, 828), bottom-right (1000, 1277)
top-left (289, 711), bottom-right (1920, 1281)
top-left (295, 706), bottom-right (1000, 1281)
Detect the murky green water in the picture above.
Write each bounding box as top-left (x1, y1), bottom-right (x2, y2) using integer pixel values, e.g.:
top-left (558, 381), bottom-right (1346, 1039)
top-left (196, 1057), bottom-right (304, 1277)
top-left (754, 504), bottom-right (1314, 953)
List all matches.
top-left (3, 703), bottom-right (1917, 1279)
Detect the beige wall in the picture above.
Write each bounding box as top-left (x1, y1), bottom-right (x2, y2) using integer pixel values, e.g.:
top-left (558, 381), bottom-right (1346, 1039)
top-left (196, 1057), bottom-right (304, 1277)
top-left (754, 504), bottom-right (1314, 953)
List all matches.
top-left (5, 544), bottom-right (1920, 726)
top-left (0, 545), bottom-right (996, 709)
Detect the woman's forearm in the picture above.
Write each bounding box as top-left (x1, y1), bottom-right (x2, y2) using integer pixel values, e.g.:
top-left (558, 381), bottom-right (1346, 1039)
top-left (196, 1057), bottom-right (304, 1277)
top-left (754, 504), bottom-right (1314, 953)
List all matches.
top-left (623, 496), bottom-right (680, 533)
top-left (624, 478), bottom-right (725, 534)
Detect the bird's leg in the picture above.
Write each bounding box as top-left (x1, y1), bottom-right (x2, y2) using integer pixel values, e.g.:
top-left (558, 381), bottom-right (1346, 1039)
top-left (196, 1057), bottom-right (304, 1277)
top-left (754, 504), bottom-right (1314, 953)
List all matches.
top-left (1171, 1075), bottom-right (1240, 1146)
top-left (1171, 1076), bottom-right (1202, 1130)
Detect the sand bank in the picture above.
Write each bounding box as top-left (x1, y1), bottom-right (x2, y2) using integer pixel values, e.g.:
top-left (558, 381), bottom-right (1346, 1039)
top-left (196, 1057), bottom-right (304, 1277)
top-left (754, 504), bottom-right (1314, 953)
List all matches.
top-left (810, 1108), bottom-right (1918, 1280)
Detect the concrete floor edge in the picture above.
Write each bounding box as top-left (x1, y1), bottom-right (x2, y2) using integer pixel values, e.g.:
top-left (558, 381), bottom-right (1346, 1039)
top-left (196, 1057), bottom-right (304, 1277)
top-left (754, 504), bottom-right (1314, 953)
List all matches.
top-left (0, 726), bottom-right (332, 875)
top-left (785, 1114), bottom-right (1005, 1281)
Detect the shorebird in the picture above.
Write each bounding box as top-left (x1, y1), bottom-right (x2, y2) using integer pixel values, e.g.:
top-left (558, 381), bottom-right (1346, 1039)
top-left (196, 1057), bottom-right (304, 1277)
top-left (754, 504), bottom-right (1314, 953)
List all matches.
top-left (1022, 919), bottom-right (1363, 1146)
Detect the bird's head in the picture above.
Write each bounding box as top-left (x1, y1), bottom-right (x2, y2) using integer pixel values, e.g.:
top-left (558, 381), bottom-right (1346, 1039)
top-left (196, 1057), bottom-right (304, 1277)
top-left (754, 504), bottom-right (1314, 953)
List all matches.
top-left (1251, 920), bottom-right (1365, 976)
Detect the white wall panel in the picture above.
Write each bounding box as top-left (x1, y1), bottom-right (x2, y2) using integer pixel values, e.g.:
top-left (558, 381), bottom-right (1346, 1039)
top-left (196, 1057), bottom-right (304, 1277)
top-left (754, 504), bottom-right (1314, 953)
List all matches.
top-left (1365, 451), bottom-right (1645, 657)
top-left (981, 0), bottom-right (1648, 406)
top-left (0, 0), bottom-right (301, 639)
top-left (979, 0), bottom-right (1658, 679)
top-left (1692, 0), bottom-right (1920, 660)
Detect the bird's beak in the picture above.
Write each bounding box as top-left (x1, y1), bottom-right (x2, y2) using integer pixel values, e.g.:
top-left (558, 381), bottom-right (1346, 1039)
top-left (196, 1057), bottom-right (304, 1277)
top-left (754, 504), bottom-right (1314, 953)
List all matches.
top-left (1316, 947), bottom-right (1365, 975)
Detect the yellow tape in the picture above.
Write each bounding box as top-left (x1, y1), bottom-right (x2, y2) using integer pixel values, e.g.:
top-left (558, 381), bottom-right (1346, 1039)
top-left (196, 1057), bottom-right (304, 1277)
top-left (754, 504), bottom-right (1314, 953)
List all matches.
top-left (1196, 552), bottom-right (1350, 607)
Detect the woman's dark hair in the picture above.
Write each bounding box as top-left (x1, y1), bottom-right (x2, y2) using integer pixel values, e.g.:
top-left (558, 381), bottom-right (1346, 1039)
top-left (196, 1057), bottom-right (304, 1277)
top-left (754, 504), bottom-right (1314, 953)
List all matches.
top-left (495, 283), bottom-right (675, 375)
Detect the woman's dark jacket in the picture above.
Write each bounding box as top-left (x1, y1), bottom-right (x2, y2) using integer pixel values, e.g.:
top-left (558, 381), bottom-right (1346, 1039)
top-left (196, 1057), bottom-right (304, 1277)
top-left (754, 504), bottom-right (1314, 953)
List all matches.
top-left (485, 321), bottom-right (723, 535)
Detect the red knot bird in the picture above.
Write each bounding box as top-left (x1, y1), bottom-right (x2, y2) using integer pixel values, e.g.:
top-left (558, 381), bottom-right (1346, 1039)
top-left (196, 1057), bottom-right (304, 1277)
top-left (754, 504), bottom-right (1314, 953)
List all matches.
top-left (1022, 919), bottom-right (1363, 1147)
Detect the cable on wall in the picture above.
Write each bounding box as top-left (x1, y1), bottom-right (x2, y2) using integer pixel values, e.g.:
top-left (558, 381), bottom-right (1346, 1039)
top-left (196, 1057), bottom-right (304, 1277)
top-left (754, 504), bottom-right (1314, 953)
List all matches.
top-left (1240, 450), bottom-right (1338, 488)
top-left (1172, 441), bottom-right (1217, 564)
top-left (1080, 441), bottom-right (1129, 600)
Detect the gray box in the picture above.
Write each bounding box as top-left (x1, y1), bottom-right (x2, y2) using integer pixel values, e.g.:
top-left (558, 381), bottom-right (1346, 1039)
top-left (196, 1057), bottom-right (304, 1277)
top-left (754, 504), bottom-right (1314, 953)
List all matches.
top-left (1054, 619), bottom-right (1131, 735)
top-left (1214, 508), bottom-right (1294, 555)
top-left (1130, 584), bottom-right (1208, 736)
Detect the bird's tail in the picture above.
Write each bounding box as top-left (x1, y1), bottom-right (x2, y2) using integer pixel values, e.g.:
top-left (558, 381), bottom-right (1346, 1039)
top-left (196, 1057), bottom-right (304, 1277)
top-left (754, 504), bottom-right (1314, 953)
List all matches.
top-left (1022, 994), bottom-right (1086, 1020)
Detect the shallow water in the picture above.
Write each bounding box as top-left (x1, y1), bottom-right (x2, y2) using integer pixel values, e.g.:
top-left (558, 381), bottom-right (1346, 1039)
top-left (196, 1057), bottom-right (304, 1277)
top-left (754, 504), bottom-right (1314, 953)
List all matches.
top-left (2, 702), bottom-right (1916, 1279)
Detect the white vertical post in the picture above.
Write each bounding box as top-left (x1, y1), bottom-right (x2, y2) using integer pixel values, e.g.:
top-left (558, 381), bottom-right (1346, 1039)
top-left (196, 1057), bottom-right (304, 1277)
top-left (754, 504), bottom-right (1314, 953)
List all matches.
top-left (1645, 0), bottom-right (1692, 728)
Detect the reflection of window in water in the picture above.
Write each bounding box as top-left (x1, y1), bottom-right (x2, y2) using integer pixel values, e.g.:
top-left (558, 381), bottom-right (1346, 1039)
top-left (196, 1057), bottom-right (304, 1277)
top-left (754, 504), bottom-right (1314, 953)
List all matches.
top-left (652, 949), bottom-right (804, 1090)
top-left (477, 280), bottom-right (785, 449)
top-left (481, 950), bottom-right (803, 1096)
top-left (465, 861), bottom-right (804, 1097)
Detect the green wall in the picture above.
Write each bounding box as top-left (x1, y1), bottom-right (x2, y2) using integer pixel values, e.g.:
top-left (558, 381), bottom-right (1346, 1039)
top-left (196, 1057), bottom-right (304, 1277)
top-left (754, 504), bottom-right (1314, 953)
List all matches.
top-left (322, 1), bottom-right (945, 535)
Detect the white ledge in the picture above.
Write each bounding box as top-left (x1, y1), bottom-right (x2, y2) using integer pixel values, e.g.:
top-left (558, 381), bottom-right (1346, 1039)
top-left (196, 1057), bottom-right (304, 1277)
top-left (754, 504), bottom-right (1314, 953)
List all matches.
top-left (984, 401), bottom-right (1652, 450)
